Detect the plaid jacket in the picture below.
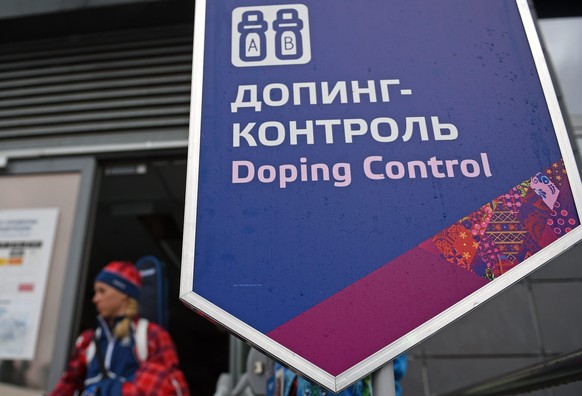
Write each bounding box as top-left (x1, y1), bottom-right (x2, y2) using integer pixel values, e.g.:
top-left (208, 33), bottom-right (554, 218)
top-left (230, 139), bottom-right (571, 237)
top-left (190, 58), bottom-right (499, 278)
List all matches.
top-left (49, 318), bottom-right (190, 396)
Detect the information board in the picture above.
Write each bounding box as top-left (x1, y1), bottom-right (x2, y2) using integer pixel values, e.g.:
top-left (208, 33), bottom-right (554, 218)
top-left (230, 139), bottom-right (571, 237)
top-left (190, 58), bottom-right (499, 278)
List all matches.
top-left (0, 208), bottom-right (59, 359)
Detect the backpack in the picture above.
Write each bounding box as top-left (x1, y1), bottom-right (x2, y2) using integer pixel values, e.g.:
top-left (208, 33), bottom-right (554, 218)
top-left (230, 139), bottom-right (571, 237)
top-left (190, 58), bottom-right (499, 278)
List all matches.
top-left (135, 255), bottom-right (169, 329)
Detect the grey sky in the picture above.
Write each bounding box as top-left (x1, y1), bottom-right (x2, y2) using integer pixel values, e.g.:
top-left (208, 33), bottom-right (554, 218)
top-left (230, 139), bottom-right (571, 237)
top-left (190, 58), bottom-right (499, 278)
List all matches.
top-left (539, 17), bottom-right (582, 117)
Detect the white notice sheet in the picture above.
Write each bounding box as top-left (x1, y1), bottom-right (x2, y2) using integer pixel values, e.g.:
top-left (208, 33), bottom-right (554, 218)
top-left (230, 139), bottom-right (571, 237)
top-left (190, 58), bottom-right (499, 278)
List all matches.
top-left (0, 208), bottom-right (59, 359)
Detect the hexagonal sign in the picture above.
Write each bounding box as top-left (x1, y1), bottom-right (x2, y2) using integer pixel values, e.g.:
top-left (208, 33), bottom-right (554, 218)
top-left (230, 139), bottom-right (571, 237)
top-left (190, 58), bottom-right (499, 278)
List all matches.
top-left (180, 0), bottom-right (582, 392)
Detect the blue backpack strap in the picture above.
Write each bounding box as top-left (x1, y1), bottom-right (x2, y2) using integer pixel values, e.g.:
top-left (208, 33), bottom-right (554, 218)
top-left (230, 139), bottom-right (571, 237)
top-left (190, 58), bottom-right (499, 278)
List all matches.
top-left (135, 255), bottom-right (169, 329)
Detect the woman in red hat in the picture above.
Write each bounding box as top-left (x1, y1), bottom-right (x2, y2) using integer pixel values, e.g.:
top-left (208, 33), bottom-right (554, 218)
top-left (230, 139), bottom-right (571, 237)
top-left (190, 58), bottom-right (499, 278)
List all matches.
top-left (49, 261), bottom-right (190, 396)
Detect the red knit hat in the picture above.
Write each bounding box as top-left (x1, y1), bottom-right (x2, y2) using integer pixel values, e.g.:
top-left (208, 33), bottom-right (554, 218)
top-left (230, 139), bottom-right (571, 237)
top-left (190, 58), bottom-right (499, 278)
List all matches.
top-left (95, 261), bottom-right (141, 299)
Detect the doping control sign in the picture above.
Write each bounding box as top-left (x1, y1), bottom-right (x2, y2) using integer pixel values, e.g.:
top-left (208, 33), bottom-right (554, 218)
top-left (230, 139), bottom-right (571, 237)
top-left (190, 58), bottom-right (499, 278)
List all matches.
top-left (181, 0), bottom-right (582, 392)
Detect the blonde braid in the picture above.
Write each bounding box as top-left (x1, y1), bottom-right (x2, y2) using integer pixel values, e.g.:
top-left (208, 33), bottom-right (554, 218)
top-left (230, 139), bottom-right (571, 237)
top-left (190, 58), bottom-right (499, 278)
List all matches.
top-left (114, 298), bottom-right (139, 339)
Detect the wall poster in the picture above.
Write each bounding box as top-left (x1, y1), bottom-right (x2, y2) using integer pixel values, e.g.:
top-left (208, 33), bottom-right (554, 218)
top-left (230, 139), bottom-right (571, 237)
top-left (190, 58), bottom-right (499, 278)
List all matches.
top-left (0, 208), bottom-right (59, 360)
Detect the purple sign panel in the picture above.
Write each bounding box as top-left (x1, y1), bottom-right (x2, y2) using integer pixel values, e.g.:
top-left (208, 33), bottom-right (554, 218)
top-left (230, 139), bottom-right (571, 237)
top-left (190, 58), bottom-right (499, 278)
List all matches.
top-left (181, 0), bottom-right (582, 391)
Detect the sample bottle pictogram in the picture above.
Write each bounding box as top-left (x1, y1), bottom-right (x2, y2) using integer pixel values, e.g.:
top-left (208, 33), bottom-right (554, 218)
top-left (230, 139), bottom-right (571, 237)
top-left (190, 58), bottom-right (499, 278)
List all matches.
top-left (238, 11), bottom-right (268, 61)
top-left (273, 9), bottom-right (304, 60)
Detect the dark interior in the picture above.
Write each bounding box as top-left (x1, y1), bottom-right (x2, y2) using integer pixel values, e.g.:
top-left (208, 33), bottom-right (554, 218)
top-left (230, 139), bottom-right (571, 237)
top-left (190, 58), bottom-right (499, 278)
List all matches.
top-left (79, 152), bottom-right (229, 396)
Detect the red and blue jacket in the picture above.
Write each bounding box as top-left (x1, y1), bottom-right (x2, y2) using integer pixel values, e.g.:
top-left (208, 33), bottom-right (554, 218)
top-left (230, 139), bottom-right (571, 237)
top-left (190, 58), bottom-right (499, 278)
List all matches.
top-left (49, 316), bottom-right (190, 396)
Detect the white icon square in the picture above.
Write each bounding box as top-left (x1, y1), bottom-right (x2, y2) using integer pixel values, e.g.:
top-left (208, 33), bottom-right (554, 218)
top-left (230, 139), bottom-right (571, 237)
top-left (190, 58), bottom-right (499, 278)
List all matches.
top-left (232, 4), bottom-right (311, 67)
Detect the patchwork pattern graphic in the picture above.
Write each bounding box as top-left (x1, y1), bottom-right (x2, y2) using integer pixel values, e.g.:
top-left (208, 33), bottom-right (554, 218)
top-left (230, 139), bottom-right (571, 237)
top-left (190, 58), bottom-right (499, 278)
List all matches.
top-left (431, 160), bottom-right (578, 279)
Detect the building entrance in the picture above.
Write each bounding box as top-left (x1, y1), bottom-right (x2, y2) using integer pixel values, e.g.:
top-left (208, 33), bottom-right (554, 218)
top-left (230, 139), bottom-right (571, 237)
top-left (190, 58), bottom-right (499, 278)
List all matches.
top-left (80, 155), bottom-right (228, 396)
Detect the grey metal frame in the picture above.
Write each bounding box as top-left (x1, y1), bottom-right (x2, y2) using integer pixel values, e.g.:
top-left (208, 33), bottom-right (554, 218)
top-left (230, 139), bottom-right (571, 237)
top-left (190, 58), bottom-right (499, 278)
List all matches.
top-left (180, 0), bottom-right (582, 392)
top-left (2, 157), bottom-right (96, 389)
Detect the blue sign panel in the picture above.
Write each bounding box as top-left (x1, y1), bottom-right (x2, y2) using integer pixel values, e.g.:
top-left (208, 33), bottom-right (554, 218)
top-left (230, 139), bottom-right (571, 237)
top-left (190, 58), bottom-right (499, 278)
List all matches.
top-left (181, 0), bottom-right (582, 391)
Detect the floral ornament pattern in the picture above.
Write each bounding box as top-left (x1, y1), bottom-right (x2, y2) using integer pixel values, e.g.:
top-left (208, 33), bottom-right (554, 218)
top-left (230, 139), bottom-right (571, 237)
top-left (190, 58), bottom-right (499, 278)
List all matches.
top-left (430, 160), bottom-right (578, 280)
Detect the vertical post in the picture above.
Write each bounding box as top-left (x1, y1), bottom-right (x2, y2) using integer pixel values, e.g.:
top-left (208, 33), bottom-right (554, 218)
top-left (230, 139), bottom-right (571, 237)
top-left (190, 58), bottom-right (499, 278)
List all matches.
top-left (372, 361), bottom-right (396, 396)
top-left (229, 336), bottom-right (244, 386)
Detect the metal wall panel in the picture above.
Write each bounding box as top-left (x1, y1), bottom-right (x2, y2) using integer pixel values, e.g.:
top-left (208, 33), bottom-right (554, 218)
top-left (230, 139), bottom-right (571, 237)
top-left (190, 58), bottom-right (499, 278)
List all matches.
top-left (0, 0), bottom-right (162, 19)
top-left (0, 25), bottom-right (192, 156)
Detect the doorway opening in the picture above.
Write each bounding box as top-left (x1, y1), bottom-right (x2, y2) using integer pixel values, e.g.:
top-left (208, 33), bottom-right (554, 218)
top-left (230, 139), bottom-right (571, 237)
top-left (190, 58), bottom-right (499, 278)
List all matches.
top-left (79, 155), bottom-right (228, 396)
